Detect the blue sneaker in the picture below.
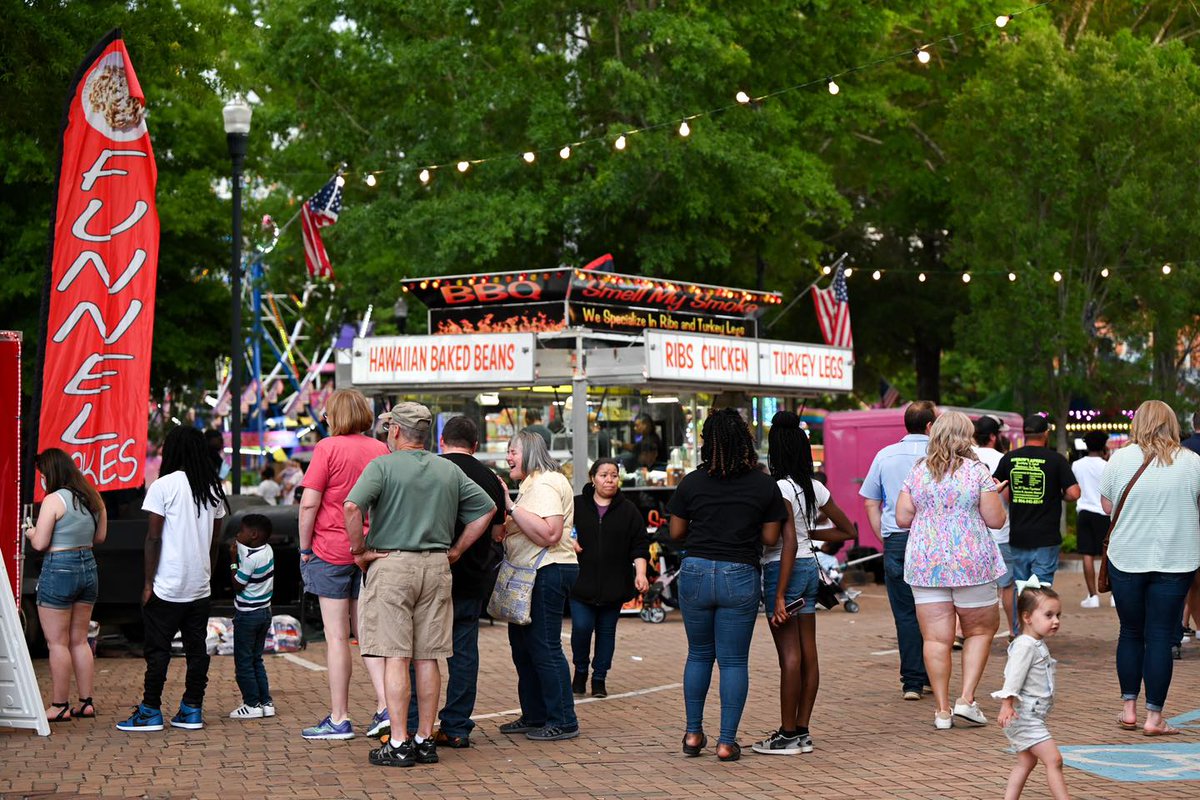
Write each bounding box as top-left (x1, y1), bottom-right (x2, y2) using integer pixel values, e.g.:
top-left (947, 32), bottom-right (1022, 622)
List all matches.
top-left (302, 714), bottom-right (355, 740)
top-left (367, 709), bottom-right (390, 739)
top-left (170, 702), bottom-right (204, 730)
top-left (116, 703), bottom-right (164, 732)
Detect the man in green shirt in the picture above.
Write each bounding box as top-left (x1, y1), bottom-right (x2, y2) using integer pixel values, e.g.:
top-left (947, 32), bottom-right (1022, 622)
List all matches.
top-left (344, 402), bottom-right (495, 768)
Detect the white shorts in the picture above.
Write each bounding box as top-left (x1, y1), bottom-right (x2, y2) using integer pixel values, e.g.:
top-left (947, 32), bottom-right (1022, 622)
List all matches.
top-left (911, 582), bottom-right (998, 609)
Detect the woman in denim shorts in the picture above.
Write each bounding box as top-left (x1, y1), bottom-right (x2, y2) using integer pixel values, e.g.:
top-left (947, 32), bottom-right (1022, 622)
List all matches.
top-left (752, 412), bottom-right (856, 756)
top-left (27, 449), bottom-right (107, 722)
top-left (297, 389), bottom-right (391, 740)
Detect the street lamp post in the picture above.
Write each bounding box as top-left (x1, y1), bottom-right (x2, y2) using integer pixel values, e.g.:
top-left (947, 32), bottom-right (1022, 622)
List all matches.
top-left (223, 96), bottom-right (251, 494)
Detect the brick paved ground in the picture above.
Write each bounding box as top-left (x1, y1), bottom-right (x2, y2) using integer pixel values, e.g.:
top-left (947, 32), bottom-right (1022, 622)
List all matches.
top-left (4, 577), bottom-right (1200, 799)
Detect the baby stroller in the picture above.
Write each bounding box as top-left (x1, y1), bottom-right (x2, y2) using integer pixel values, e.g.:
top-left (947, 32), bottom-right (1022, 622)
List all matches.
top-left (813, 544), bottom-right (866, 614)
top-left (640, 536), bottom-right (683, 623)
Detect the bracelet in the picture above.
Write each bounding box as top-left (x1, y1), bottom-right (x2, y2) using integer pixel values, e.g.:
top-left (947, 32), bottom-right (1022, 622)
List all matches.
top-left (229, 563), bottom-right (239, 572)
top-left (300, 548), bottom-right (313, 555)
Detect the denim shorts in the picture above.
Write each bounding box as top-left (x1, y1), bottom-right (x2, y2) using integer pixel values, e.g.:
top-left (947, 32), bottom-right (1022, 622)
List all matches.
top-left (995, 542), bottom-right (1015, 588)
top-left (301, 554), bottom-right (361, 600)
top-left (36, 549), bottom-right (99, 609)
top-left (762, 558), bottom-right (819, 617)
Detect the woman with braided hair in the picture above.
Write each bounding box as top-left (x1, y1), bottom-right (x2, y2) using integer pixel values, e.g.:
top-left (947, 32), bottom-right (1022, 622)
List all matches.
top-left (668, 408), bottom-right (788, 762)
top-left (118, 426), bottom-right (229, 732)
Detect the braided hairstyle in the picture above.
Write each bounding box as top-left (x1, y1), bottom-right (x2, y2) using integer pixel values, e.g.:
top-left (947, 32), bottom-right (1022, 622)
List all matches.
top-left (768, 411), bottom-right (817, 530)
top-left (160, 426), bottom-right (228, 517)
top-left (698, 408), bottom-right (758, 479)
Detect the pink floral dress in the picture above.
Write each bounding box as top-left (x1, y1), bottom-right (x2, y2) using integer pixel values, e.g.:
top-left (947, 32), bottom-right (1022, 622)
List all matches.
top-left (901, 458), bottom-right (1006, 588)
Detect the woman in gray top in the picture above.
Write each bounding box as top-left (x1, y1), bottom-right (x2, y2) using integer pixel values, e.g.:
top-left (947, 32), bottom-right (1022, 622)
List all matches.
top-left (26, 448), bottom-right (108, 721)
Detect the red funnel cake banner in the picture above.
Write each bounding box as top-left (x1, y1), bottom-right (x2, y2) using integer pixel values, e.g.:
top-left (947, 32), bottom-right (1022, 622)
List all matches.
top-left (36, 30), bottom-right (158, 495)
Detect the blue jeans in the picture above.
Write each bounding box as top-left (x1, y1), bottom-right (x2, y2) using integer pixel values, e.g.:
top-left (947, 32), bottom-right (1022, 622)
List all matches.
top-left (1109, 563), bottom-right (1197, 711)
top-left (678, 557), bottom-right (760, 745)
top-left (570, 600), bottom-right (622, 680)
top-left (1010, 544), bottom-right (1061, 634)
top-left (508, 563), bottom-right (580, 729)
top-left (233, 608), bottom-right (273, 707)
top-left (407, 596), bottom-right (484, 737)
top-left (884, 534), bottom-right (928, 692)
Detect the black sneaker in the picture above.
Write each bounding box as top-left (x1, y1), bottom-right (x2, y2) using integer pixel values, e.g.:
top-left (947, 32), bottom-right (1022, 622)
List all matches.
top-left (433, 729), bottom-right (470, 749)
top-left (591, 678), bottom-right (607, 698)
top-left (525, 724), bottom-right (580, 741)
top-left (499, 716), bottom-right (542, 734)
top-left (750, 730), bottom-right (802, 755)
top-left (572, 671), bottom-right (587, 696)
top-left (415, 738), bottom-right (438, 764)
top-left (369, 738), bottom-right (416, 768)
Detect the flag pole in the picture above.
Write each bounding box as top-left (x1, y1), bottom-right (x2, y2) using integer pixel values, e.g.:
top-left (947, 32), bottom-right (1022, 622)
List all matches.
top-left (763, 252), bottom-right (848, 332)
top-left (262, 166), bottom-right (346, 252)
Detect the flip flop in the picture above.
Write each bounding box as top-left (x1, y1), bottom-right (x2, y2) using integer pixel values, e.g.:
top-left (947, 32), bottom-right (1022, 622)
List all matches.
top-left (1117, 716), bottom-right (1138, 731)
top-left (1143, 726), bottom-right (1181, 737)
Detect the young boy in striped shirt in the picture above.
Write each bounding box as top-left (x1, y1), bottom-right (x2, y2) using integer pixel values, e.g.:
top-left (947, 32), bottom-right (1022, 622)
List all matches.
top-left (228, 513), bottom-right (275, 719)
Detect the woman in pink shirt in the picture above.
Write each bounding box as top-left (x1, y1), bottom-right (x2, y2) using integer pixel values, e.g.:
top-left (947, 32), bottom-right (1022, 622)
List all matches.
top-left (298, 389), bottom-right (390, 740)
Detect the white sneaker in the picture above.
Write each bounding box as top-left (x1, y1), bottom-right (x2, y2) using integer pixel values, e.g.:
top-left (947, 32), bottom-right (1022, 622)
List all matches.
top-left (934, 711), bottom-right (953, 730)
top-left (952, 699), bottom-right (987, 726)
top-left (229, 703), bottom-right (264, 720)
top-left (259, 701), bottom-right (276, 717)
top-left (1081, 595), bottom-right (1100, 609)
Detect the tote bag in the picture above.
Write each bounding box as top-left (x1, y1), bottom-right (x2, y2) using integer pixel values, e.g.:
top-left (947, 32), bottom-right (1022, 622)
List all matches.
top-left (487, 548), bottom-right (549, 625)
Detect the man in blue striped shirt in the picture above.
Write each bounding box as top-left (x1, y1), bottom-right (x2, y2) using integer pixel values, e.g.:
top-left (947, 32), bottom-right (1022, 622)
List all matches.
top-left (229, 513), bottom-right (275, 720)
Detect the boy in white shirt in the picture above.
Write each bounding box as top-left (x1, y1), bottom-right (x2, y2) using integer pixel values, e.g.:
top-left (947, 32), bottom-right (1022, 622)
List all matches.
top-left (1072, 431), bottom-right (1110, 608)
top-left (228, 513), bottom-right (276, 719)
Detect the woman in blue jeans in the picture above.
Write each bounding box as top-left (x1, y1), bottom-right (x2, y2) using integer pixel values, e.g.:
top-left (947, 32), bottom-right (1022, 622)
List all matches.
top-left (668, 409), bottom-right (788, 761)
top-left (1100, 400), bottom-right (1200, 736)
top-left (499, 430), bottom-right (581, 742)
top-left (753, 411), bottom-right (856, 756)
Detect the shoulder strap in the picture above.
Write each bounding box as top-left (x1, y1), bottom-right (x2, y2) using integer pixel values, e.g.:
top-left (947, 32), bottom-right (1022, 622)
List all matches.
top-left (1105, 454), bottom-right (1154, 543)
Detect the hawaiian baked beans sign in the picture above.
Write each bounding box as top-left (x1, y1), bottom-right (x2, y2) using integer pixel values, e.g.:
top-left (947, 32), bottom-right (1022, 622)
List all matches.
top-left (35, 30), bottom-right (158, 494)
top-left (351, 333), bottom-right (536, 386)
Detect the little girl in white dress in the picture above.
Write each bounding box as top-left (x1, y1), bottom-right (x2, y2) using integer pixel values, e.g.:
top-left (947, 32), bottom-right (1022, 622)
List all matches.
top-left (992, 585), bottom-right (1069, 800)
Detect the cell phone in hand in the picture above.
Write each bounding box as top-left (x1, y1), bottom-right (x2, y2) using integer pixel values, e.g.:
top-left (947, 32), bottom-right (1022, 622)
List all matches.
top-left (784, 596), bottom-right (806, 614)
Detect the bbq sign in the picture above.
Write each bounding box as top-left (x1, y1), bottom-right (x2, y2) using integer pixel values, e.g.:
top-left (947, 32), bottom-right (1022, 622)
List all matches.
top-left (36, 30), bottom-right (158, 494)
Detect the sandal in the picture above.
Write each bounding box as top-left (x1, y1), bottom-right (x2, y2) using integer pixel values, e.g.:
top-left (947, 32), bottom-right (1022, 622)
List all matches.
top-left (717, 742), bottom-right (742, 762)
top-left (1143, 725), bottom-right (1182, 737)
top-left (73, 697), bottom-right (96, 718)
top-left (48, 702), bottom-right (72, 723)
top-left (1117, 715), bottom-right (1138, 731)
top-left (682, 731), bottom-right (707, 757)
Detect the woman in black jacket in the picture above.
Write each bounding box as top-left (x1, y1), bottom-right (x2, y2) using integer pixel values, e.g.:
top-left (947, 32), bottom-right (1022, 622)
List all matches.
top-left (570, 458), bottom-right (651, 698)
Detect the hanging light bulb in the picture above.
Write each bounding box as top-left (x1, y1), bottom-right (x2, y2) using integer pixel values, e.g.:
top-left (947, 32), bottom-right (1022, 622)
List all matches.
top-left (1008, 272), bottom-right (1017, 282)
top-left (843, 268), bottom-right (853, 278)
top-left (1053, 271), bottom-right (1062, 282)
top-left (679, 121), bottom-right (691, 137)
top-left (996, 14), bottom-right (1011, 28)
top-left (335, 175), bottom-right (346, 188)
top-left (736, 90), bottom-right (751, 104)
top-left (1100, 267), bottom-right (1110, 278)
top-left (962, 272), bottom-right (971, 283)
top-left (419, 169), bottom-right (431, 184)
top-left (827, 78), bottom-right (840, 95)
top-left (915, 48), bottom-right (931, 64)
top-left (1163, 263), bottom-right (1172, 275)
top-left (872, 270), bottom-right (881, 280)
top-left (457, 161), bottom-right (470, 173)
top-left (559, 146), bottom-right (571, 159)
top-left (364, 173), bottom-right (377, 187)
top-left (523, 151), bottom-right (536, 163)
top-left (918, 272), bottom-right (927, 283)
top-left (823, 265), bottom-right (832, 275)
top-left (614, 135), bottom-right (627, 151)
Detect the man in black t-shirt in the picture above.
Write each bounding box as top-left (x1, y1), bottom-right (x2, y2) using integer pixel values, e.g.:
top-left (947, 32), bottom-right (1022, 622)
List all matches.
top-left (993, 415), bottom-right (1079, 625)
top-left (405, 416), bottom-right (506, 748)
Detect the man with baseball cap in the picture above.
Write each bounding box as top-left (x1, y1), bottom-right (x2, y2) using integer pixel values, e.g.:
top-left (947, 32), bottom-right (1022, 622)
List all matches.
top-left (344, 402), bottom-right (497, 768)
top-left (993, 414), bottom-right (1079, 633)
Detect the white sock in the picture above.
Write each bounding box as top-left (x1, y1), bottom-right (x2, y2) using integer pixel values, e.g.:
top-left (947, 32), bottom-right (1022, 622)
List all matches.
top-left (414, 734), bottom-right (426, 744)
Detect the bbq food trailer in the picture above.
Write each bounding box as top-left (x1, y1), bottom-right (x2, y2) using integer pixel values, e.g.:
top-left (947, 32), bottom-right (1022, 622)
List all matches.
top-left (341, 268), bottom-right (853, 503)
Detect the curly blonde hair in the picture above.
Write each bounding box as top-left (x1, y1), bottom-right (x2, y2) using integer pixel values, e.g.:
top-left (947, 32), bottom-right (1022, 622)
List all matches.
top-left (1129, 400), bottom-right (1181, 466)
top-left (922, 411), bottom-right (979, 482)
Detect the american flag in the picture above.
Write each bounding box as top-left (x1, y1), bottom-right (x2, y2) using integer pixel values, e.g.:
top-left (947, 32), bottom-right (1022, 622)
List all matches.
top-left (301, 176), bottom-right (343, 279)
top-left (812, 264), bottom-right (853, 349)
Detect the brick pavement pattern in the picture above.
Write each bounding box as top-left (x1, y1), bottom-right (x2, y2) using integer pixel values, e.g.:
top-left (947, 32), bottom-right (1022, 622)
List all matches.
top-left (3, 579), bottom-right (1200, 799)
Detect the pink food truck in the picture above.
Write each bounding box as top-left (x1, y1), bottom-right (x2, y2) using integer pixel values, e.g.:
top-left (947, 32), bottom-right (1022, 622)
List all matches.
top-left (822, 407), bottom-right (1024, 553)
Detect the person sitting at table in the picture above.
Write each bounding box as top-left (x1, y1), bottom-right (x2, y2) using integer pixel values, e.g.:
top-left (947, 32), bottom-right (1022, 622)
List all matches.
top-left (620, 415), bottom-right (664, 471)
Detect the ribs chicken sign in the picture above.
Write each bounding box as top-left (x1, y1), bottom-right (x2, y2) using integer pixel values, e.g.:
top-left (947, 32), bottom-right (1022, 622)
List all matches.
top-left (35, 30), bottom-right (158, 494)
top-left (645, 331), bottom-right (760, 385)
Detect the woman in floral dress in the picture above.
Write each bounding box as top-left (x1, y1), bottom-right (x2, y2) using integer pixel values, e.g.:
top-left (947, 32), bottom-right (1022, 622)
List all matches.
top-left (896, 411), bottom-right (1009, 731)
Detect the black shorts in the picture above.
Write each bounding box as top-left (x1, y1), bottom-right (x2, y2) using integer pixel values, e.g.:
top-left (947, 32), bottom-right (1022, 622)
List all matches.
top-left (1076, 510), bottom-right (1109, 556)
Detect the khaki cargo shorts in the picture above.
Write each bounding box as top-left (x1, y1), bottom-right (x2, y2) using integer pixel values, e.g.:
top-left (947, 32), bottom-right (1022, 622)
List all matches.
top-left (358, 551), bottom-right (453, 659)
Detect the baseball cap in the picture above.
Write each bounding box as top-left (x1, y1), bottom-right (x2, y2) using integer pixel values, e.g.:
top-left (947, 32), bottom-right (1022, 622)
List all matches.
top-left (1023, 414), bottom-right (1049, 434)
top-left (378, 401), bottom-right (432, 431)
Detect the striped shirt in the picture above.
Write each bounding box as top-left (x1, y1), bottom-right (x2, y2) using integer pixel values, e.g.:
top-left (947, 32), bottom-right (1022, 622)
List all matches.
top-left (1100, 445), bottom-right (1200, 574)
top-left (234, 543), bottom-right (274, 612)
